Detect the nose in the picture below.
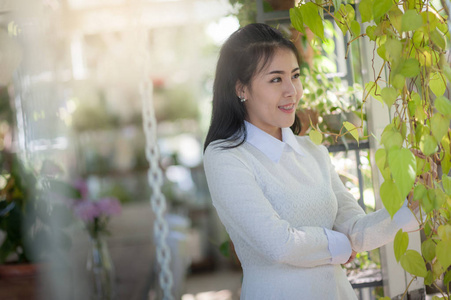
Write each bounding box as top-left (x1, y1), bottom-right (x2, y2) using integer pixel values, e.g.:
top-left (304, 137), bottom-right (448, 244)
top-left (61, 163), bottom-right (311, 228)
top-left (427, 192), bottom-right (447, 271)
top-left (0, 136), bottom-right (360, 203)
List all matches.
top-left (283, 80), bottom-right (298, 98)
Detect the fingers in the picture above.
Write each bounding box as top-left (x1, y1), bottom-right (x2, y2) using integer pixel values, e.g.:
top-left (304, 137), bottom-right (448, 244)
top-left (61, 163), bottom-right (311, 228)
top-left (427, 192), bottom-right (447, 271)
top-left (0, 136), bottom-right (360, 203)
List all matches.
top-left (345, 250), bottom-right (357, 264)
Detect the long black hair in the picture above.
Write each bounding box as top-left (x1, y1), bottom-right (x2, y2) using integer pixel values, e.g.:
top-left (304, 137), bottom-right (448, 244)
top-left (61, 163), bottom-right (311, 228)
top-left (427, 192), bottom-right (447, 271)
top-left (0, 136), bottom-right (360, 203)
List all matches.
top-left (203, 23), bottom-right (301, 152)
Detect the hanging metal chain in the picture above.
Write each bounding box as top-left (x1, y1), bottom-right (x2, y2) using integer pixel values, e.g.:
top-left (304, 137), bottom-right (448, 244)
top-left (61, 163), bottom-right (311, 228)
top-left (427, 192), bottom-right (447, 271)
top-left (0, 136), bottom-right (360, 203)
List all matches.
top-left (141, 80), bottom-right (174, 300)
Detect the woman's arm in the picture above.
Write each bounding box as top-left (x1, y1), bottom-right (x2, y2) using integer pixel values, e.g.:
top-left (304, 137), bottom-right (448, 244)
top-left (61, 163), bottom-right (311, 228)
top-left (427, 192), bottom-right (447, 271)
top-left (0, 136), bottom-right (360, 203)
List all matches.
top-left (321, 146), bottom-right (419, 252)
top-left (204, 144), bottom-right (350, 268)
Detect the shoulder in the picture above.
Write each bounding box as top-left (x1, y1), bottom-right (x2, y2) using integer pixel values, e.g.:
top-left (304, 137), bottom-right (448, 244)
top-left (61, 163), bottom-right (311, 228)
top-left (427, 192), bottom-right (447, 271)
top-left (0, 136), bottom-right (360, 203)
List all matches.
top-left (203, 140), bottom-right (248, 167)
top-left (294, 135), bottom-right (330, 157)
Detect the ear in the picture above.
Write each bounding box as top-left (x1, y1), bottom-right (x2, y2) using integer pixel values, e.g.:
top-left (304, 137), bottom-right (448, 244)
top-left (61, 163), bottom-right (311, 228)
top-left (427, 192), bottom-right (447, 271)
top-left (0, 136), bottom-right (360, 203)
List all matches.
top-left (235, 81), bottom-right (245, 99)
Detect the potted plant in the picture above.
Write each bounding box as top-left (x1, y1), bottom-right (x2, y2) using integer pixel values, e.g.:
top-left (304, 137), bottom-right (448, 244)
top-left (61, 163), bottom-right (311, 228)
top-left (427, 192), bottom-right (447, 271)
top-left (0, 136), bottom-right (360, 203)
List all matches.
top-left (0, 85), bottom-right (79, 298)
top-left (298, 63), bottom-right (364, 139)
top-left (291, 0), bottom-right (451, 298)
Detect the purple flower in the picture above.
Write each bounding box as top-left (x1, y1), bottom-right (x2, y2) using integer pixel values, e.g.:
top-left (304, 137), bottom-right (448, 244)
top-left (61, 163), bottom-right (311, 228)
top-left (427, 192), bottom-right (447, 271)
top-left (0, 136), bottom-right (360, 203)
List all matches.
top-left (73, 178), bottom-right (89, 199)
top-left (97, 197), bottom-right (122, 217)
top-left (74, 201), bottom-right (100, 222)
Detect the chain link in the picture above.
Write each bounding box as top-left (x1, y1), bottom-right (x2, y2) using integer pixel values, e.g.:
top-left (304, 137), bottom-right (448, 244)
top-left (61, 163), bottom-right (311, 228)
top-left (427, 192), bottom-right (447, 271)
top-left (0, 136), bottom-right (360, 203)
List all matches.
top-left (141, 81), bottom-right (174, 300)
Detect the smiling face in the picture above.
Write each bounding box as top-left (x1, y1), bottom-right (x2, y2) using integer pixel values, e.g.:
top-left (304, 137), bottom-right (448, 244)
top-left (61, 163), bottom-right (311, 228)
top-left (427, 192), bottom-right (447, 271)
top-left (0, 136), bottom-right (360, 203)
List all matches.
top-left (239, 48), bottom-right (303, 140)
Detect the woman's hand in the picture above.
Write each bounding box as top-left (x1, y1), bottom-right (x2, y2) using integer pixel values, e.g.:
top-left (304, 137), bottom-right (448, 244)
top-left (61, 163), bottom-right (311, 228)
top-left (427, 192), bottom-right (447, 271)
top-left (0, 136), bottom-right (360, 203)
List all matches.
top-left (345, 250), bottom-right (357, 264)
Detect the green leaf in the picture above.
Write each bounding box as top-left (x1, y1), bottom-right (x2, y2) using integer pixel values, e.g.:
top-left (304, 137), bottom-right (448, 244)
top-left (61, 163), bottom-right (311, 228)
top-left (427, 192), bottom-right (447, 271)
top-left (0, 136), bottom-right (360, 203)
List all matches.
top-left (375, 148), bottom-right (387, 171)
top-left (434, 188), bottom-right (447, 208)
top-left (436, 240), bottom-right (451, 269)
top-left (385, 38), bottom-right (402, 64)
top-left (350, 20), bottom-right (361, 38)
top-left (437, 224), bottom-right (451, 241)
top-left (375, 148), bottom-right (391, 180)
top-left (381, 87), bottom-right (398, 107)
top-left (333, 0), bottom-right (342, 10)
top-left (435, 95), bottom-right (451, 117)
top-left (424, 270), bottom-right (433, 286)
top-left (380, 179), bottom-right (404, 217)
top-left (415, 105), bottom-right (427, 123)
top-left (422, 189), bottom-right (445, 213)
top-left (421, 11), bottom-right (439, 30)
top-left (389, 6), bottom-right (403, 33)
top-left (431, 113), bottom-right (449, 142)
top-left (335, 7), bottom-right (348, 35)
top-left (444, 271), bottom-right (451, 286)
top-left (377, 43), bottom-right (387, 60)
top-left (430, 28), bottom-right (446, 50)
top-left (359, 0), bottom-right (373, 22)
top-left (429, 72), bottom-right (446, 97)
top-left (345, 4), bottom-right (356, 22)
top-left (412, 30), bottom-right (425, 47)
top-left (401, 10), bottom-right (423, 32)
top-left (388, 148), bottom-right (416, 199)
top-left (443, 175), bottom-right (451, 196)
top-left (422, 189), bottom-right (436, 213)
top-left (392, 73), bottom-right (405, 90)
top-left (421, 239), bottom-right (436, 262)
top-left (413, 184), bottom-right (427, 201)
top-left (394, 229), bottom-right (409, 262)
top-left (309, 129), bottom-right (323, 145)
top-left (420, 135), bottom-right (438, 156)
top-left (400, 58), bottom-right (420, 78)
top-left (366, 25), bottom-right (377, 41)
top-left (343, 121), bottom-right (359, 144)
top-left (373, 0), bottom-right (393, 22)
top-left (381, 129), bottom-right (403, 150)
top-left (300, 2), bottom-right (324, 40)
top-left (400, 250), bottom-right (428, 277)
top-left (365, 81), bottom-right (383, 104)
top-left (290, 7), bottom-right (306, 34)
top-left (443, 153), bottom-right (451, 176)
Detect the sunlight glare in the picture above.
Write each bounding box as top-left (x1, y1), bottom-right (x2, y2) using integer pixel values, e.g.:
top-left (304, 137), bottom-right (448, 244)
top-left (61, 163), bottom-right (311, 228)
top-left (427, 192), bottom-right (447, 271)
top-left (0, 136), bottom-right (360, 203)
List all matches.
top-left (206, 16), bottom-right (239, 46)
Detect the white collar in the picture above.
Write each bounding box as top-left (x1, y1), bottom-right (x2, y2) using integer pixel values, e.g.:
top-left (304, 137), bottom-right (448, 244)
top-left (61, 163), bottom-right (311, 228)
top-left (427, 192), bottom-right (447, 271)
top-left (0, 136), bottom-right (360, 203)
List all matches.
top-left (244, 121), bottom-right (304, 163)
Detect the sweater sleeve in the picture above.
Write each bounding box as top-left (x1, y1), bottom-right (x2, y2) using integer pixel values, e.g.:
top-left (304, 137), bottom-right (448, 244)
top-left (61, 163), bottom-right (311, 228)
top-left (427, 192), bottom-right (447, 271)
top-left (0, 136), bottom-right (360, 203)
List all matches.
top-left (204, 144), bottom-right (334, 268)
top-left (321, 146), bottom-right (419, 252)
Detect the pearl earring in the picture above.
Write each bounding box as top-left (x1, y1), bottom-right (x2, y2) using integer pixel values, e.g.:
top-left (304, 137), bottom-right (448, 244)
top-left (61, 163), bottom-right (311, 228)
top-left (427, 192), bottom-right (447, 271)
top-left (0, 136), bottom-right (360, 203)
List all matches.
top-left (240, 96), bottom-right (246, 102)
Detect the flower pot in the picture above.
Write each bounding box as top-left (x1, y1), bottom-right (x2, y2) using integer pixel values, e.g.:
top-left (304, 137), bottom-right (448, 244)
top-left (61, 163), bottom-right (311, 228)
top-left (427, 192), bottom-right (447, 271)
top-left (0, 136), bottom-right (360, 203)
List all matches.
top-left (296, 108), bottom-right (319, 136)
top-left (265, 0), bottom-right (296, 10)
top-left (0, 263), bottom-right (42, 300)
top-left (322, 111), bottom-right (363, 135)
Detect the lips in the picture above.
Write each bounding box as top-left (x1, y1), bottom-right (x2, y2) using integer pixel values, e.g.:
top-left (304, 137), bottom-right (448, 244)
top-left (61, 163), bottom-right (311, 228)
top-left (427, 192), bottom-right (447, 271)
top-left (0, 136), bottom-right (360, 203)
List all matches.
top-left (278, 103), bottom-right (296, 113)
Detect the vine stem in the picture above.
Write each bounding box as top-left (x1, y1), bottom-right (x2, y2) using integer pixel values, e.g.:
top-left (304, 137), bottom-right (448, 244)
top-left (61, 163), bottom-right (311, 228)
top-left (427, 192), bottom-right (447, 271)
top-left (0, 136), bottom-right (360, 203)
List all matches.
top-left (362, 61), bottom-right (387, 104)
top-left (432, 282), bottom-right (447, 299)
top-left (401, 276), bottom-right (417, 300)
top-left (345, 34), bottom-right (366, 59)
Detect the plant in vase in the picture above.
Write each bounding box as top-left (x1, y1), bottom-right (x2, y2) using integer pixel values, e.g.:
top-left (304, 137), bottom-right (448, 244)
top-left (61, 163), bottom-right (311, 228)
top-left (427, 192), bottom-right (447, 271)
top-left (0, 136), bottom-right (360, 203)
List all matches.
top-left (72, 194), bottom-right (121, 300)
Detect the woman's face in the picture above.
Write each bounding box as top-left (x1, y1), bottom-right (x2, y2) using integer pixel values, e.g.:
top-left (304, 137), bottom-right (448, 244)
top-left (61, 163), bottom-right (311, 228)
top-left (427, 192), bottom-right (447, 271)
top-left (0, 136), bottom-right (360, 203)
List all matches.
top-left (241, 48), bottom-right (303, 140)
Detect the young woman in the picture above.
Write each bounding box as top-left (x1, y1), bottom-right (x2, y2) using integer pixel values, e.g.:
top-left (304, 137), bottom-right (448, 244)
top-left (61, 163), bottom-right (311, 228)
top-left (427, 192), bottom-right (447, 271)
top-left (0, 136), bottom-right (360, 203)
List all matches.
top-left (203, 23), bottom-right (418, 299)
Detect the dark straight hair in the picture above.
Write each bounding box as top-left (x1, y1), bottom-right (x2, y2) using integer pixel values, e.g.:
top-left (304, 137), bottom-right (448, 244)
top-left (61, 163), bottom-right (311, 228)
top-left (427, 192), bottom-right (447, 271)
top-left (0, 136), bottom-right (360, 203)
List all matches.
top-left (203, 23), bottom-right (302, 152)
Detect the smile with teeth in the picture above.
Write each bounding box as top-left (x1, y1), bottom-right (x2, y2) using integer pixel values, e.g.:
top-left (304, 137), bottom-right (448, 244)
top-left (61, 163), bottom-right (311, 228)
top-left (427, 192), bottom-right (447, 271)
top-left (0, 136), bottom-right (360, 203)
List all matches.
top-left (278, 103), bottom-right (295, 112)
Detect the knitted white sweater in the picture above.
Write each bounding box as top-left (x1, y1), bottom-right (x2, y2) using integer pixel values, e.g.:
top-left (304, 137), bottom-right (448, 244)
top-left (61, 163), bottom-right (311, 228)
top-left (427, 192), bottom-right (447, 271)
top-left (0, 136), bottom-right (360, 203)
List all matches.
top-left (203, 125), bottom-right (416, 300)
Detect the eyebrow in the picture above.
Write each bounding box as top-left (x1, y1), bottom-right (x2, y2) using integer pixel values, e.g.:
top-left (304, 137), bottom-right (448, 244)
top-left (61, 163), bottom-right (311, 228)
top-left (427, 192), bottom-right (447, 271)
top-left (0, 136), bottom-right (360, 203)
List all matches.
top-left (267, 67), bottom-right (300, 75)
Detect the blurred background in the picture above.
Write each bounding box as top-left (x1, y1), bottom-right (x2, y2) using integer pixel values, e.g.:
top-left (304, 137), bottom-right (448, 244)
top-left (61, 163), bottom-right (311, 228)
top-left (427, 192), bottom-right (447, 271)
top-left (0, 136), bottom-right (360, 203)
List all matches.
top-left (0, 1), bottom-right (387, 300)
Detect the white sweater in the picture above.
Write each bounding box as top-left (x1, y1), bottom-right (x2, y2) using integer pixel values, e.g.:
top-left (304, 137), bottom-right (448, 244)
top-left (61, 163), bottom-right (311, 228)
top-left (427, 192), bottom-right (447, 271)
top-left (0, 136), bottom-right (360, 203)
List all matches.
top-left (203, 123), bottom-right (417, 300)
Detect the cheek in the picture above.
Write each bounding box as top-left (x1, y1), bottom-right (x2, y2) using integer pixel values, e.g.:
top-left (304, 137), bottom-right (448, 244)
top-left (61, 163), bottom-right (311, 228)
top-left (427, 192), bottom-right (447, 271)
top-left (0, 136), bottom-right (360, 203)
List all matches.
top-left (295, 82), bottom-right (304, 99)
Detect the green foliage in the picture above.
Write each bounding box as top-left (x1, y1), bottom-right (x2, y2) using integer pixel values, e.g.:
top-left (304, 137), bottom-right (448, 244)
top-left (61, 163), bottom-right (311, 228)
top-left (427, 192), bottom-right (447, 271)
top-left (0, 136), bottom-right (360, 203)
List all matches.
top-left (0, 152), bottom-right (78, 264)
top-left (299, 3), bottom-right (325, 40)
top-left (400, 250), bottom-right (428, 278)
top-left (394, 229), bottom-right (409, 262)
top-left (291, 0), bottom-right (451, 295)
top-left (309, 128), bottom-right (323, 145)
